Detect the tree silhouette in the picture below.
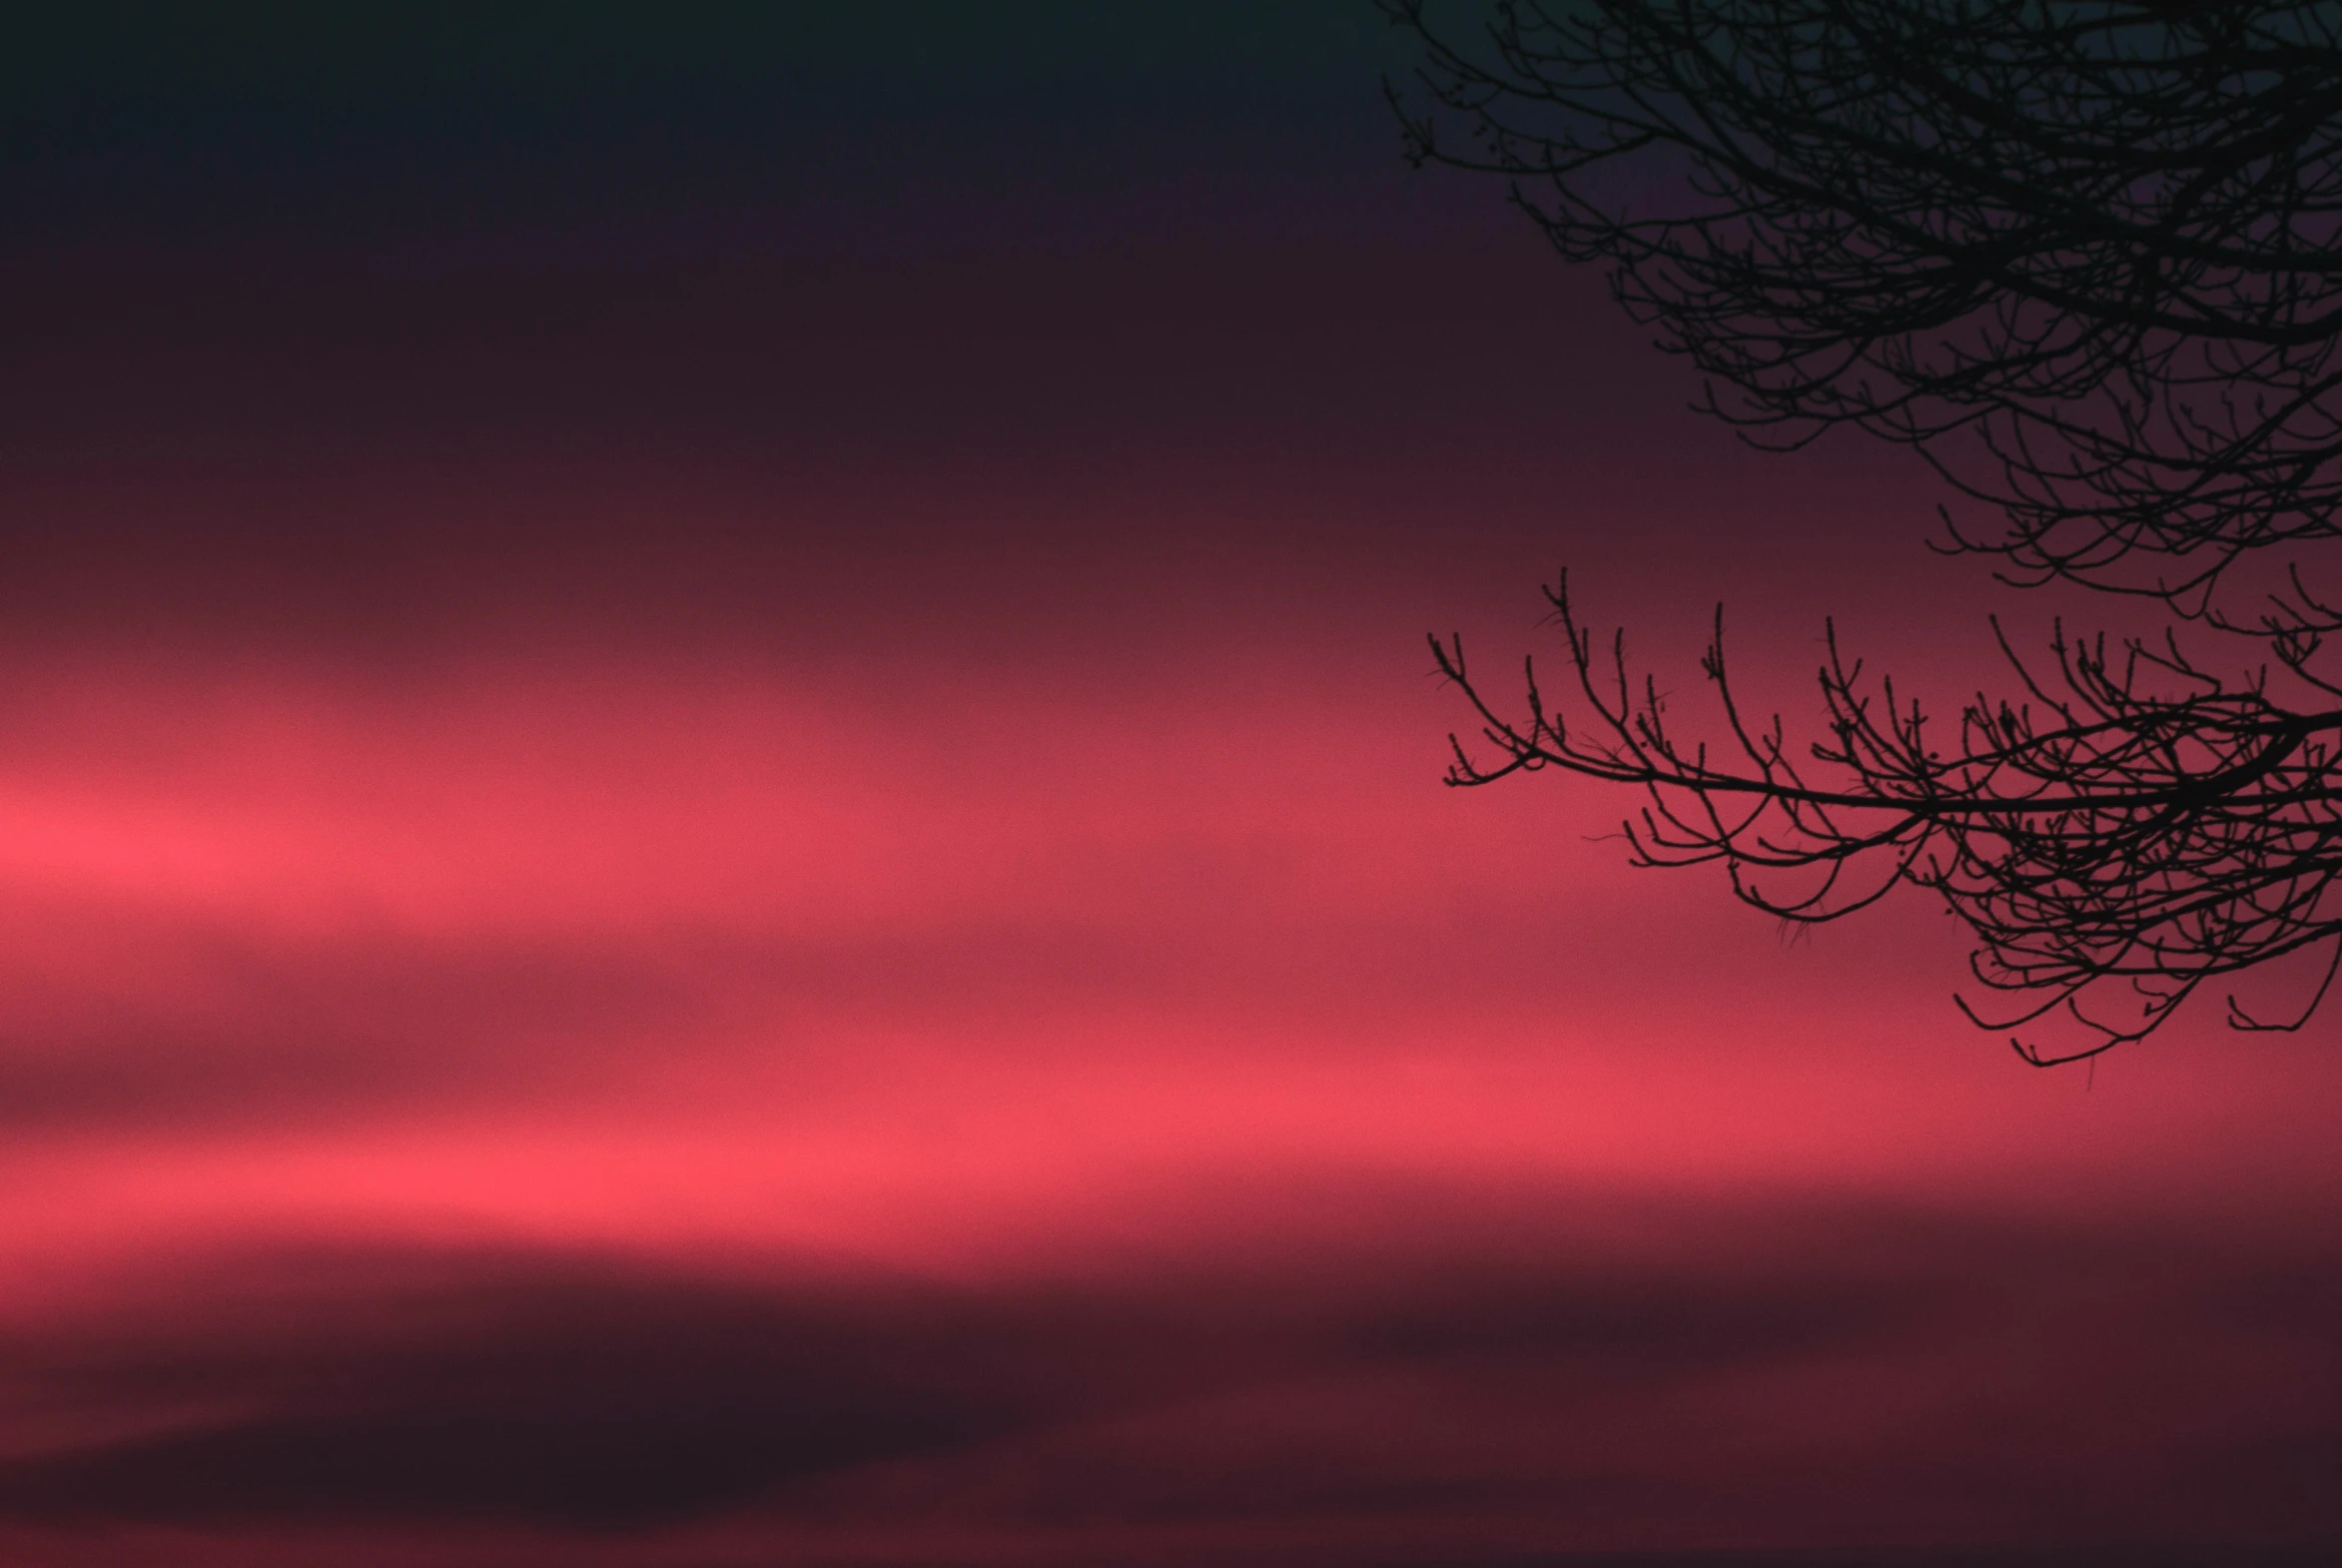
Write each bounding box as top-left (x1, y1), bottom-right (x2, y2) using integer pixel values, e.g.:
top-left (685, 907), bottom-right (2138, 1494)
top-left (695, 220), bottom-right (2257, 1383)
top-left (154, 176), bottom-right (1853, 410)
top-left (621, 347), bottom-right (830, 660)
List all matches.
top-left (1387, 0), bottom-right (2342, 1062)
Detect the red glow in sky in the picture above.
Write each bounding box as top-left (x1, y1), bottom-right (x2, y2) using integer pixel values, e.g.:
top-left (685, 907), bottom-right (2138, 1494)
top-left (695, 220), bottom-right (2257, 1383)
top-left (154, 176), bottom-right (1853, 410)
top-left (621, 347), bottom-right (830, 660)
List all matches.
top-left (3, 9), bottom-right (2340, 1564)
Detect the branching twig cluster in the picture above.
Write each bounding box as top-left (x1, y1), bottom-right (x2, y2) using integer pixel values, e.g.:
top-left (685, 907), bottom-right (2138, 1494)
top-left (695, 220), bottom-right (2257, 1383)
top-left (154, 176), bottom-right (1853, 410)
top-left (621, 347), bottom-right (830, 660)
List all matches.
top-left (1436, 576), bottom-right (2342, 1061)
top-left (1393, 0), bottom-right (2342, 1056)
top-left (1388, 0), bottom-right (2342, 626)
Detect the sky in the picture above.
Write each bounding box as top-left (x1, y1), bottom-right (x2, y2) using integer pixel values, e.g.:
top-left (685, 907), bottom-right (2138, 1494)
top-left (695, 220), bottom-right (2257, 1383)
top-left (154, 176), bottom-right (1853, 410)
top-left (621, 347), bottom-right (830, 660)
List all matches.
top-left (3, 5), bottom-right (2340, 1565)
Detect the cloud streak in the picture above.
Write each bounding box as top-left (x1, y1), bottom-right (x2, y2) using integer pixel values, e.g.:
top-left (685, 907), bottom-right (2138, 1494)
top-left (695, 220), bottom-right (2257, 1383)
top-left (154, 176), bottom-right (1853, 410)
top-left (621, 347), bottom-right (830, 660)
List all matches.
top-left (0, 1197), bottom-right (2335, 1560)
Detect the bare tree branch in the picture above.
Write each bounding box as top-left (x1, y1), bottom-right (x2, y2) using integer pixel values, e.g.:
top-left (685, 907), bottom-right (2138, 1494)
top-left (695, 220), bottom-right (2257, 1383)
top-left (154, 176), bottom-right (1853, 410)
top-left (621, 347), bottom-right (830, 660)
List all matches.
top-left (1394, 1), bottom-right (2342, 1058)
top-left (1436, 575), bottom-right (2342, 1061)
top-left (1388, 0), bottom-right (2342, 627)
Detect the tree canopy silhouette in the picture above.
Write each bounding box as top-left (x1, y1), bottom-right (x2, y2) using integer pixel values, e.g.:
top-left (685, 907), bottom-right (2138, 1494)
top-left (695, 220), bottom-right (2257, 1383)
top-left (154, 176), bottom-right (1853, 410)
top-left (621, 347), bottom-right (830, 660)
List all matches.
top-left (1387, 0), bottom-right (2342, 1062)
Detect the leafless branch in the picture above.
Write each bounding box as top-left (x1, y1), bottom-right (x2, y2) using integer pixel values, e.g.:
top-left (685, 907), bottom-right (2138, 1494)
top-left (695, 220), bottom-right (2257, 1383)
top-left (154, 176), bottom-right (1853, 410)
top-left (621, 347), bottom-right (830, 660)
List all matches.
top-left (1396, 1), bottom-right (2342, 1057)
top-left (1437, 574), bottom-right (2342, 1060)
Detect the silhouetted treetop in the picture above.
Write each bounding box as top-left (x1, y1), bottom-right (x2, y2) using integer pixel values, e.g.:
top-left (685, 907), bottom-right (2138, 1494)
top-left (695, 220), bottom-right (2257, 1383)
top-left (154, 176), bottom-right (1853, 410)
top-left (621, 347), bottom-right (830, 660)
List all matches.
top-left (1392, 1), bottom-right (2342, 1061)
top-left (1387, 0), bottom-right (2342, 625)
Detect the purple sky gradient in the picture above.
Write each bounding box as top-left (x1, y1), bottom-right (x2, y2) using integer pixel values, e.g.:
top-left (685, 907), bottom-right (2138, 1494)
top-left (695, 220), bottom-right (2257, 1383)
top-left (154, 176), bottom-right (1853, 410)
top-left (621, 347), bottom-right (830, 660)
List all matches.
top-left (3, 7), bottom-right (2339, 1563)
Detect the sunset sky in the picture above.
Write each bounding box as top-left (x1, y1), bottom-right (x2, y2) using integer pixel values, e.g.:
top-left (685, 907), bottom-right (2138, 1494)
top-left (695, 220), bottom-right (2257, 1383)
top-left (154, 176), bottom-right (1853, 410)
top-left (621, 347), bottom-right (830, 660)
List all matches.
top-left (3, 5), bottom-right (2340, 1564)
